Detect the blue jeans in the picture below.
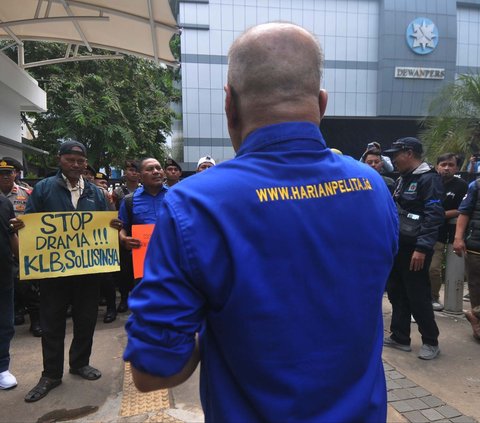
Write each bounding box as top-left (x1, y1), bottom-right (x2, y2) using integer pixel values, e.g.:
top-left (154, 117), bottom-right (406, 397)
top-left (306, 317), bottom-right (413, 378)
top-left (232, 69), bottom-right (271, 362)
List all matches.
top-left (0, 266), bottom-right (14, 373)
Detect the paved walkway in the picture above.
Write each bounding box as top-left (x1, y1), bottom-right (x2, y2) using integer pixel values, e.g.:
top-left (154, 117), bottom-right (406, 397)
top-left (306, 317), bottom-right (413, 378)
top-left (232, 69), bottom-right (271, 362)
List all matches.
top-left (2, 292), bottom-right (479, 423)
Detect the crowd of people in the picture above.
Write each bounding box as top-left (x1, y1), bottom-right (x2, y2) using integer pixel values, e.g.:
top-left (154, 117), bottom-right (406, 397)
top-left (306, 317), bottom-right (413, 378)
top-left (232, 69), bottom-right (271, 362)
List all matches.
top-left (0, 142), bottom-right (217, 399)
top-left (0, 21), bottom-right (479, 423)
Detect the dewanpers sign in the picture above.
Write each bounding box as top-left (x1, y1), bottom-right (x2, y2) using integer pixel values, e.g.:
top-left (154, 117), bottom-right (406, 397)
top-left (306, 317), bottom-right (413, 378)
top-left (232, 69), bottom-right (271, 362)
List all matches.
top-left (394, 67), bottom-right (445, 80)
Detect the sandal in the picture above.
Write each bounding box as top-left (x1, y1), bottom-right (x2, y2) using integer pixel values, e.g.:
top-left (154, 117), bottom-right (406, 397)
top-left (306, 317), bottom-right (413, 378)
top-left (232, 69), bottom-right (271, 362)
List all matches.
top-left (69, 365), bottom-right (102, 380)
top-left (24, 377), bottom-right (62, 402)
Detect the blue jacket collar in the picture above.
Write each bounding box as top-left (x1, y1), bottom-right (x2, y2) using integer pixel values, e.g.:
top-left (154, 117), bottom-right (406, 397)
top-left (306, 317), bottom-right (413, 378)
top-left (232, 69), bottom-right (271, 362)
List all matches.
top-left (236, 122), bottom-right (326, 157)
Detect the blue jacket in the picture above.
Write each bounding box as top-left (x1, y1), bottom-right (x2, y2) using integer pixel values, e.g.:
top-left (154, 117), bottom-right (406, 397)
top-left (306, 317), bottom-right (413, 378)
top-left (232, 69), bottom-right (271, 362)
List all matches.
top-left (25, 170), bottom-right (108, 213)
top-left (125, 122), bottom-right (399, 423)
top-left (118, 185), bottom-right (168, 234)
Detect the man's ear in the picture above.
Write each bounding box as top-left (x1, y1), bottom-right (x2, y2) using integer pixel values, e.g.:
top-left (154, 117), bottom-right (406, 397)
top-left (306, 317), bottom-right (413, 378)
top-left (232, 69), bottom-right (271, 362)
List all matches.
top-left (319, 89), bottom-right (328, 119)
top-left (224, 84), bottom-right (238, 128)
top-left (224, 84), bottom-right (242, 151)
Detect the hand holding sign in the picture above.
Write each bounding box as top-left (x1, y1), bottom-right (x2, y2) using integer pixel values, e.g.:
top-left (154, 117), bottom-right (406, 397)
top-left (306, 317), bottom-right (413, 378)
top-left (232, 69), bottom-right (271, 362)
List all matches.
top-left (9, 217), bottom-right (25, 232)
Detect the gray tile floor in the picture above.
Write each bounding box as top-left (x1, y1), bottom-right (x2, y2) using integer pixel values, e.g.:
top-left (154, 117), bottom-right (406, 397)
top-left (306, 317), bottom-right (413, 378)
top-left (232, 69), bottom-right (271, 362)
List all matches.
top-left (385, 362), bottom-right (477, 423)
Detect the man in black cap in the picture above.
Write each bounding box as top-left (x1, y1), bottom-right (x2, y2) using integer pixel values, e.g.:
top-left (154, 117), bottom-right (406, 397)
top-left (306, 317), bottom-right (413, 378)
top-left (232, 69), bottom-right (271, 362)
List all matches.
top-left (10, 140), bottom-right (111, 402)
top-left (112, 160), bottom-right (140, 210)
top-left (83, 164), bottom-right (96, 183)
top-left (164, 158), bottom-right (182, 187)
top-left (383, 137), bottom-right (444, 360)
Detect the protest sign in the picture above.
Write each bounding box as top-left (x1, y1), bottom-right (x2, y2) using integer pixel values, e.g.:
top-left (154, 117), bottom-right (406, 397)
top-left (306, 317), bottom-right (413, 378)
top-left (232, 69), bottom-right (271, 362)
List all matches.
top-left (132, 224), bottom-right (155, 279)
top-left (19, 211), bottom-right (120, 280)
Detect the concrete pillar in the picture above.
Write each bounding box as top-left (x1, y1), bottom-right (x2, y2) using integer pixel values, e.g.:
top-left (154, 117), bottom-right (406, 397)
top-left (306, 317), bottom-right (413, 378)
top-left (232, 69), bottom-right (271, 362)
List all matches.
top-left (444, 244), bottom-right (464, 314)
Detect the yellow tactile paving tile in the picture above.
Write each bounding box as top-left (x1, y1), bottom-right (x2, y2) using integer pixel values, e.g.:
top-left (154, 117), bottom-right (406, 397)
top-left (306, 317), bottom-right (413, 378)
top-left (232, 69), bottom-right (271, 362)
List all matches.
top-left (145, 410), bottom-right (185, 423)
top-left (120, 362), bottom-right (172, 418)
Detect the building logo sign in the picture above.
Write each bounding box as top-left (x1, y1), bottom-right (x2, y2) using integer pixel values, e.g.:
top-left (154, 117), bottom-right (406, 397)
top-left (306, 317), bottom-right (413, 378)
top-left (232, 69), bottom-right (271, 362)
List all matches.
top-left (395, 67), bottom-right (445, 80)
top-left (406, 17), bottom-right (438, 55)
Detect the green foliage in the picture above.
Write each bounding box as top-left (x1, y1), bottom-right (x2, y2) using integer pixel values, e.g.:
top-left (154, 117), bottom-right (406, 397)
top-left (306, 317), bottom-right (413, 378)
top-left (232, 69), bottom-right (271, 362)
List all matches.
top-left (421, 74), bottom-right (480, 168)
top-left (2, 41), bottom-right (179, 171)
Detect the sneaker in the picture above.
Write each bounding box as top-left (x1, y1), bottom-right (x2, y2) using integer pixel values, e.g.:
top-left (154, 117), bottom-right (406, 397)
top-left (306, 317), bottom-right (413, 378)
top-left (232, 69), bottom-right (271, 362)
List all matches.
top-left (418, 344), bottom-right (440, 360)
top-left (432, 301), bottom-right (444, 311)
top-left (0, 370), bottom-right (17, 390)
top-left (383, 337), bottom-right (412, 352)
top-left (464, 293), bottom-right (470, 301)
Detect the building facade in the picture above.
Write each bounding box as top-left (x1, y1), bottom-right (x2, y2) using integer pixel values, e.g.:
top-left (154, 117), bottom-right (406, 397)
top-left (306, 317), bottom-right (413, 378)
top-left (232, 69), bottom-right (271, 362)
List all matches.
top-left (176, 0), bottom-right (480, 170)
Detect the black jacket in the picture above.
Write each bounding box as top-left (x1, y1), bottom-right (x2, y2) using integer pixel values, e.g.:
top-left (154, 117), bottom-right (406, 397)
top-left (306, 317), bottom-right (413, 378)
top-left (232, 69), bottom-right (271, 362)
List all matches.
top-left (393, 162), bottom-right (444, 253)
top-left (25, 170), bottom-right (108, 213)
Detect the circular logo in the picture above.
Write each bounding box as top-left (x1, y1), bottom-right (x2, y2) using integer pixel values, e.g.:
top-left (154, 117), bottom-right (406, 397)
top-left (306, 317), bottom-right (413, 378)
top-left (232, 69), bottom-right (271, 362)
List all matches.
top-left (406, 17), bottom-right (438, 55)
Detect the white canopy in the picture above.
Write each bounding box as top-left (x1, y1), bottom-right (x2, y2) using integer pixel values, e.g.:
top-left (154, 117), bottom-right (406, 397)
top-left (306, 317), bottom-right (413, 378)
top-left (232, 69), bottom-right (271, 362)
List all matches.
top-left (0, 0), bottom-right (179, 67)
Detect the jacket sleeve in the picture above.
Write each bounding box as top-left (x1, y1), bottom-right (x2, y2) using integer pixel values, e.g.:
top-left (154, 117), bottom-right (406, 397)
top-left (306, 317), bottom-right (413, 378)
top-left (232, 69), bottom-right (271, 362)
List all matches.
top-left (416, 172), bottom-right (445, 253)
top-left (25, 181), bottom-right (43, 213)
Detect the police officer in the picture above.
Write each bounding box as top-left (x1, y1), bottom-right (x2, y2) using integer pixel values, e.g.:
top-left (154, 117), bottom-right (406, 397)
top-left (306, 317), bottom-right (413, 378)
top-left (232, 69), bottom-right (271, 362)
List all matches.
top-left (383, 138), bottom-right (444, 360)
top-left (0, 193), bottom-right (18, 390)
top-left (453, 175), bottom-right (480, 339)
top-left (0, 159), bottom-right (41, 337)
top-left (1, 156), bottom-right (33, 191)
top-left (164, 158), bottom-right (182, 187)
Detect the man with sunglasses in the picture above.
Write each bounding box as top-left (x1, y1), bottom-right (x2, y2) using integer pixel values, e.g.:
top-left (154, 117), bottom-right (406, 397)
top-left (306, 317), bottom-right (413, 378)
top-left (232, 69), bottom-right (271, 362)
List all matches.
top-left (383, 137), bottom-right (444, 360)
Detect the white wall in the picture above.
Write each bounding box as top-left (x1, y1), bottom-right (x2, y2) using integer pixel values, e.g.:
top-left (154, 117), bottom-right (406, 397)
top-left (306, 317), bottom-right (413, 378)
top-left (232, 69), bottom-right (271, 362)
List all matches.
top-left (0, 52), bottom-right (46, 160)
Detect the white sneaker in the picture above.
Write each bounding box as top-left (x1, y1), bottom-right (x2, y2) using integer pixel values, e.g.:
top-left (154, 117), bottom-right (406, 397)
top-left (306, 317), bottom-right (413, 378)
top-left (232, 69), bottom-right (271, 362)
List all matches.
top-left (0, 370), bottom-right (17, 390)
top-left (432, 301), bottom-right (444, 311)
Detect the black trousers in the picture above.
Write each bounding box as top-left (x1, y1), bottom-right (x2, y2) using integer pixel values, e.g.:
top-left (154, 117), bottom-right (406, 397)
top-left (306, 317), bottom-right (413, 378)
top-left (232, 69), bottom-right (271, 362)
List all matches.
top-left (39, 275), bottom-right (100, 379)
top-left (100, 273), bottom-right (116, 311)
top-left (13, 258), bottom-right (40, 317)
top-left (387, 245), bottom-right (439, 347)
top-left (117, 248), bottom-right (134, 300)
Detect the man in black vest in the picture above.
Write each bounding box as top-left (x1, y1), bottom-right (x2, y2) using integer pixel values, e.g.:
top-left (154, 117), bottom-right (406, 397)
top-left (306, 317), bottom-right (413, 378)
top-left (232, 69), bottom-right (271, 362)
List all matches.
top-left (383, 137), bottom-right (444, 360)
top-left (429, 153), bottom-right (467, 311)
top-left (453, 177), bottom-right (480, 340)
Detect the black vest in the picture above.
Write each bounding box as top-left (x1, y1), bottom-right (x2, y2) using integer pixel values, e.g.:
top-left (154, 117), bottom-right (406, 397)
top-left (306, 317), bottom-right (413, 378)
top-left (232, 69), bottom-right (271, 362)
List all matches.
top-left (466, 179), bottom-right (480, 252)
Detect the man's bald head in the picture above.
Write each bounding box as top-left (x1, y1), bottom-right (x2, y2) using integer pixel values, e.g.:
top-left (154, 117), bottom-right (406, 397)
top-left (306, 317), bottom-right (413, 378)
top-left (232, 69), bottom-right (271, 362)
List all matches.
top-left (227, 23), bottom-right (323, 108)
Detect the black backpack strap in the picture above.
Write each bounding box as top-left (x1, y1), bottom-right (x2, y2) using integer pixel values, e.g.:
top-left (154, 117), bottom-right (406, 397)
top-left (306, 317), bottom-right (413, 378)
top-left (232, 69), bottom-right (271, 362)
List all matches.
top-left (123, 193), bottom-right (134, 235)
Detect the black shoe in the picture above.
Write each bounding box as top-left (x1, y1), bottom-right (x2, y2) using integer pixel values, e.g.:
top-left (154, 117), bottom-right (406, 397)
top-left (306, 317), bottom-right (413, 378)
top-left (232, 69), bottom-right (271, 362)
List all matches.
top-left (69, 365), bottom-right (101, 380)
top-left (116, 299), bottom-right (128, 313)
top-left (24, 377), bottom-right (62, 402)
top-left (29, 321), bottom-right (43, 337)
top-left (14, 313), bottom-right (25, 326)
top-left (103, 309), bottom-right (116, 324)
